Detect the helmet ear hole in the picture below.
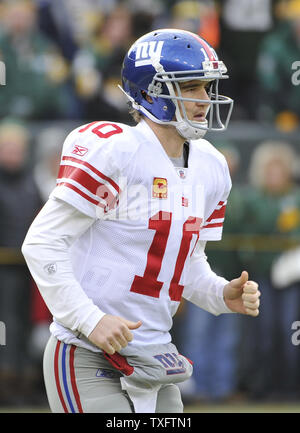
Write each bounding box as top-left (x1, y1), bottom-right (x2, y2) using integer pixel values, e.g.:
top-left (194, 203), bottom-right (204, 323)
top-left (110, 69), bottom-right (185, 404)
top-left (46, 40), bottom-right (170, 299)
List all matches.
top-left (141, 90), bottom-right (153, 104)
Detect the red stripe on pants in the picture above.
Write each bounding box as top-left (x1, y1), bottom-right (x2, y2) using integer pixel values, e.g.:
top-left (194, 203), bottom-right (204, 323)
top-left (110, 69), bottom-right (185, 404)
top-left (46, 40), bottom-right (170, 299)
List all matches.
top-left (69, 345), bottom-right (83, 413)
top-left (54, 340), bottom-right (68, 413)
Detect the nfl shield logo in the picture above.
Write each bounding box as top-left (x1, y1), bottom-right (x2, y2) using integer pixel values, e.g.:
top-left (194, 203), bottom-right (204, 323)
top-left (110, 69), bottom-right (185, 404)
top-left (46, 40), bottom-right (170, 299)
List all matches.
top-left (44, 262), bottom-right (57, 275)
top-left (152, 177), bottom-right (168, 199)
top-left (176, 168), bottom-right (187, 179)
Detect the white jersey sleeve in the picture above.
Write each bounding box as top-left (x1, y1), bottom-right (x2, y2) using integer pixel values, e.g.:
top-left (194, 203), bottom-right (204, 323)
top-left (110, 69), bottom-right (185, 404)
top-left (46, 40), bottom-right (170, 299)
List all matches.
top-left (196, 139), bottom-right (232, 241)
top-left (50, 121), bottom-right (134, 219)
top-left (22, 197), bottom-right (105, 338)
top-left (182, 241), bottom-right (233, 315)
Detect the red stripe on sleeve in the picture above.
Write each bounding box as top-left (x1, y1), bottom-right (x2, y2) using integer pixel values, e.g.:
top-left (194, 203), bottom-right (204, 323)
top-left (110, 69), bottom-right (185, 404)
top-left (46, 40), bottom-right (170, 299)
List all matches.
top-left (58, 164), bottom-right (118, 210)
top-left (62, 156), bottom-right (120, 194)
top-left (206, 204), bottom-right (226, 222)
top-left (58, 165), bottom-right (102, 196)
top-left (57, 182), bottom-right (100, 205)
top-left (202, 222), bottom-right (223, 229)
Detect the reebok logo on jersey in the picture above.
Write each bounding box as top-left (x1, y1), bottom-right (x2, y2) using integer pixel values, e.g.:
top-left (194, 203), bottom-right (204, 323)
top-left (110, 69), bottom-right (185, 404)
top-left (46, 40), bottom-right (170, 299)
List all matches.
top-left (72, 144), bottom-right (88, 156)
top-left (152, 177), bottom-right (168, 199)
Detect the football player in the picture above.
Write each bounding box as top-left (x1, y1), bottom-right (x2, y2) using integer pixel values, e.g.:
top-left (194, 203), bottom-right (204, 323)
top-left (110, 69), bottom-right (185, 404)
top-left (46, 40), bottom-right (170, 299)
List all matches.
top-left (22, 29), bottom-right (260, 413)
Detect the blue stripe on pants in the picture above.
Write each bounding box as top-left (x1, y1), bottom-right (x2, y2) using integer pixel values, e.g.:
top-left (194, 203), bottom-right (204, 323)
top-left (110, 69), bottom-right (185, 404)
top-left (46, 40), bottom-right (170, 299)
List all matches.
top-left (61, 343), bottom-right (76, 413)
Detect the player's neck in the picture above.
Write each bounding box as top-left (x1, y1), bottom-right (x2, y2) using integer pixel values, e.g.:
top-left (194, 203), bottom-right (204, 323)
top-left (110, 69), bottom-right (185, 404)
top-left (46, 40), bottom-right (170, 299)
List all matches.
top-left (144, 118), bottom-right (186, 158)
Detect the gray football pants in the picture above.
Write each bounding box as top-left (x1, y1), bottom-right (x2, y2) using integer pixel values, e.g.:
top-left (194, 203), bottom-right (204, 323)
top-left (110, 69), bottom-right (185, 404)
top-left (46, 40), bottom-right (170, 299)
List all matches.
top-left (43, 335), bottom-right (183, 413)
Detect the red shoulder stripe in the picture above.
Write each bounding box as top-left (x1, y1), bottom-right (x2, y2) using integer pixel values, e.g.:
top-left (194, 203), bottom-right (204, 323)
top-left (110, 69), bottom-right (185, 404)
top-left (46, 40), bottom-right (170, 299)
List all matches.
top-left (58, 164), bottom-right (102, 196)
top-left (62, 156), bottom-right (120, 194)
top-left (58, 164), bottom-right (118, 209)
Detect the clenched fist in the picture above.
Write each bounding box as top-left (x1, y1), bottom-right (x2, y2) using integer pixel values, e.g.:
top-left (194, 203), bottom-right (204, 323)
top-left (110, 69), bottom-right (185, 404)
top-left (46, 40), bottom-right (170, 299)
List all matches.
top-left (223, 271), bottom-right (260, 317)
top-left (88, 314), bottom-right (142, 354)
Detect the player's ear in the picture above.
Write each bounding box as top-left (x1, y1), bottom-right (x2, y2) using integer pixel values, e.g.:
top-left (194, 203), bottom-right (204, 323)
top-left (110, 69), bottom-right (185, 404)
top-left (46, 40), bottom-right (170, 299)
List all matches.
top-left (141, 90), bottom-right (153, 104)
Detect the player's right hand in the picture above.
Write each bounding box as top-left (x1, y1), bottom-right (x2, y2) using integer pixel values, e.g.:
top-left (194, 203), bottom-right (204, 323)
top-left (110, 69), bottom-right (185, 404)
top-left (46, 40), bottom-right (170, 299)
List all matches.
top-left (88, 314), bottom-right (142, 354)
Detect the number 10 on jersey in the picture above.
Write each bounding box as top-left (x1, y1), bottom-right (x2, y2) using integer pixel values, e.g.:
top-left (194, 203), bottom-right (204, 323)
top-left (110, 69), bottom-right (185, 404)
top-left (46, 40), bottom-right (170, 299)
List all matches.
top-left (130, 211), bottom-right (202, 302)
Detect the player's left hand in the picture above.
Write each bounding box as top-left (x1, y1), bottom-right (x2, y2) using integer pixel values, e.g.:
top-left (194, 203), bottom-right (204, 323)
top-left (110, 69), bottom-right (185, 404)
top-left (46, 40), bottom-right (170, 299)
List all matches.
top-left (223, 271), bottom-right (260, 317)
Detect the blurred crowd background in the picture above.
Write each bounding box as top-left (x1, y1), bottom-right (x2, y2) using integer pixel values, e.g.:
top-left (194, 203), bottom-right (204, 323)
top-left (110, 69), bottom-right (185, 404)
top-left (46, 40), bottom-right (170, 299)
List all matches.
top-left (0, 0), bottom-right (300, 409)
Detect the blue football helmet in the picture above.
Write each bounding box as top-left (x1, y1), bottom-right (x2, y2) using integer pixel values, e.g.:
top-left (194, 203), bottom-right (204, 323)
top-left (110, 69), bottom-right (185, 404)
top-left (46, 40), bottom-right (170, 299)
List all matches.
top-left (120, 29), bottom-right (233, 139)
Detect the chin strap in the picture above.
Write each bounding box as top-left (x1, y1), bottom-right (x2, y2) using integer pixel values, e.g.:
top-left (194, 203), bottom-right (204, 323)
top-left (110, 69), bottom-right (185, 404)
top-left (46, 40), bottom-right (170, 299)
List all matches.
top-left (176, 120), bottom-right (207, 140)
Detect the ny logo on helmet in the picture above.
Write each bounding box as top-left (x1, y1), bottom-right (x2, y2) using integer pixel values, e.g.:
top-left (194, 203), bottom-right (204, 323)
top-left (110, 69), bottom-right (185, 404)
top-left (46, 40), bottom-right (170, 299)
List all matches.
top-left (135, 41), bottom-right (164, 67)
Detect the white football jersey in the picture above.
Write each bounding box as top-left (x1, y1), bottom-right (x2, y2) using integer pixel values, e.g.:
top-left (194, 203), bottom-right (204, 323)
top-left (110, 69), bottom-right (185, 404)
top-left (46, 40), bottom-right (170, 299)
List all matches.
top-left (49, 119), bottom-right (231, 349)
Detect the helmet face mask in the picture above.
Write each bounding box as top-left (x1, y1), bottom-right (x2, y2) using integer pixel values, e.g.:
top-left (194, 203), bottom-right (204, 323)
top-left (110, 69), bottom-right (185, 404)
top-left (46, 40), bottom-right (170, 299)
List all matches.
top-left (120, 29), bottom-right (234, 139)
